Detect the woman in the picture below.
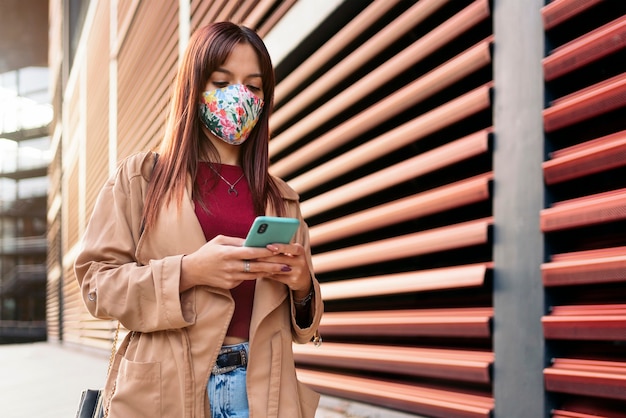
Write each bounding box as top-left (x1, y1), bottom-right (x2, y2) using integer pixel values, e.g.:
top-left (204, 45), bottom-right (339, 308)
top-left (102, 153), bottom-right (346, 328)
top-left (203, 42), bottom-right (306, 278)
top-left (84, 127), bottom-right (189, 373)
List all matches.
top-left (75, 22), bottom-right (323, 418)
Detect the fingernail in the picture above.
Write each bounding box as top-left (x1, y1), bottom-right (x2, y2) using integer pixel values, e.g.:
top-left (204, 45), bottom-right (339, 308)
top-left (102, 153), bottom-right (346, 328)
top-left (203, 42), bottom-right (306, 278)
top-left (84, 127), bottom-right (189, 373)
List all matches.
top-left (267, 245), bottom-right (279, 252)
top-left (281, 265), bottom-right (292, 272)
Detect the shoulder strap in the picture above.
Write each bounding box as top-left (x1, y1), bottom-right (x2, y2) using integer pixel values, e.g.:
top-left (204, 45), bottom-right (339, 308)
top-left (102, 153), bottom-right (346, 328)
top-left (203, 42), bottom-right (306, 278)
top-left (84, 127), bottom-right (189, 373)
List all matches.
top-left (105, 322), bottom-right (121, 378)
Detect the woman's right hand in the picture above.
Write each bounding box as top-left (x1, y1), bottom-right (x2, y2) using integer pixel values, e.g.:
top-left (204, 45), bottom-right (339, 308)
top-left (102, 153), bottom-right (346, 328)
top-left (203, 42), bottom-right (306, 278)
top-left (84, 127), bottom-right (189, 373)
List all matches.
top-left (180, 235), bottom-right (271, 292)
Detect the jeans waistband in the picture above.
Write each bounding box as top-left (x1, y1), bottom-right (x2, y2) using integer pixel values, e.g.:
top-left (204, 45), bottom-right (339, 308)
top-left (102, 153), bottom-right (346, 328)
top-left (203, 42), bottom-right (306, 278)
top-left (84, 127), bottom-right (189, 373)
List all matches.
top-left (212, 342), bottom-right (248, 375)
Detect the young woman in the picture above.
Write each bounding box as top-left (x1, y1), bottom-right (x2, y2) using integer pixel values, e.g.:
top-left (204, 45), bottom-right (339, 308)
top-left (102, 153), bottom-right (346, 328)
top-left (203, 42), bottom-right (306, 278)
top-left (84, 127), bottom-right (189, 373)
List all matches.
top-left (75, 22), bottom-right (323, 418)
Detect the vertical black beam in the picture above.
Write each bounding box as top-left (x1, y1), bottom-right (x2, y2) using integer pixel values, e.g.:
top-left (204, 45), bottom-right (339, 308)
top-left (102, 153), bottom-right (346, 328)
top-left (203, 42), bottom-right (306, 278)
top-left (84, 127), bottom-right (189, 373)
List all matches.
top-left (493, 0), bottom-right (548, 417)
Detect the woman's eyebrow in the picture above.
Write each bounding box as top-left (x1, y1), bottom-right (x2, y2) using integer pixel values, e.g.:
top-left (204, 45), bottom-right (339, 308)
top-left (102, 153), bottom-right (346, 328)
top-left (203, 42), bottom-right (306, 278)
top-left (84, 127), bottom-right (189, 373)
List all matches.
top-left (213, 68), bottom-right (230, 76)
top-left (213, 68), bottom-right (262, 79)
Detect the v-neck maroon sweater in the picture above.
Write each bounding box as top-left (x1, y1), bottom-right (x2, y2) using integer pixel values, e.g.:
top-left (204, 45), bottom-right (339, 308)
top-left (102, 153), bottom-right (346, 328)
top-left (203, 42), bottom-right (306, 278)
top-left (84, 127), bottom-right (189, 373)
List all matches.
top-left (194, 162), bottom-right (256, 340)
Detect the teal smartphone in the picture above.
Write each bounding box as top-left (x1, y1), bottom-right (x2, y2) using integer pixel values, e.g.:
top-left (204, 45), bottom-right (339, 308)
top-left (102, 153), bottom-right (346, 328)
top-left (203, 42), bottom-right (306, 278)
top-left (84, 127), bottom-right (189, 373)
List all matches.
top-left (244, 216), bottom-right (300, 247)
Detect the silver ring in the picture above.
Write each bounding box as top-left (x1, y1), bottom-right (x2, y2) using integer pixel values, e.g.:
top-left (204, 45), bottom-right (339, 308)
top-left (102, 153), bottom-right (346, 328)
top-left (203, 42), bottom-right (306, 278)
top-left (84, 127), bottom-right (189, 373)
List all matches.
top-left (243, 260), bottom-right (250, 273)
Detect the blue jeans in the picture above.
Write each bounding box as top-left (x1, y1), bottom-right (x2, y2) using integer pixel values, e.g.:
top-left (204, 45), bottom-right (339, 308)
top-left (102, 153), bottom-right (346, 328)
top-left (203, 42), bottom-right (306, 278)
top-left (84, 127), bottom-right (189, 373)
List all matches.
top-left (208, 343), bottom-right (249, 418)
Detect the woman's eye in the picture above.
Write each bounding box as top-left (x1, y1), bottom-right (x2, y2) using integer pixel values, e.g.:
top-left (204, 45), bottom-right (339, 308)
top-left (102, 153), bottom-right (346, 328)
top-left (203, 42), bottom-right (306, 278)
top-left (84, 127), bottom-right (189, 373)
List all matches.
top-left (212, 81), bottom-right (228, 88)
top-left (247, 85), bottom-right (261, 92)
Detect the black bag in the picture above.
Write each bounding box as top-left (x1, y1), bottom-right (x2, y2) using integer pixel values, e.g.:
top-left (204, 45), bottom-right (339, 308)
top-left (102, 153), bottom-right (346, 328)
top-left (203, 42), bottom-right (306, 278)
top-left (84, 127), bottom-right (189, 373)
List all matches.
top-left (75, 389), bottom-right (104, 418)
top-left (75, 322), bottom-right (120, 418)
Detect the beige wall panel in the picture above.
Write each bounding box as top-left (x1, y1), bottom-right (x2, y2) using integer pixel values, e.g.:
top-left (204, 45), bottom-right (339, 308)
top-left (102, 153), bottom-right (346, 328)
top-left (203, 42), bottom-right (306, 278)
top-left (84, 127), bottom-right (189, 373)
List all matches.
top-left (64, 162), bottom-right (80, 254)
top-left (85, 0), bottom-right (111, 219)
top-left (46, 275), bottom-right (60, 340)
top-left (67, 84), bottom-right (81, 155)
top-left (117, 0), bottom-right (139, 42)
top-left (61, 264), bottom-right (84, 344)
top-left (117, 1), bottom-right (179, 159)
top-left (48, 0), bottom-right (64, 117)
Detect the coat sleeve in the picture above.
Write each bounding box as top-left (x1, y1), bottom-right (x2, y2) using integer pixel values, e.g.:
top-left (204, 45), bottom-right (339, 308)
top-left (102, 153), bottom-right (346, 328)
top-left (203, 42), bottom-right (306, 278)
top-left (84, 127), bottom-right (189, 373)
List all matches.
top-left (290, 204), bottom-right (324, 344)
top-left (74, 156), bottom-right (194, 332)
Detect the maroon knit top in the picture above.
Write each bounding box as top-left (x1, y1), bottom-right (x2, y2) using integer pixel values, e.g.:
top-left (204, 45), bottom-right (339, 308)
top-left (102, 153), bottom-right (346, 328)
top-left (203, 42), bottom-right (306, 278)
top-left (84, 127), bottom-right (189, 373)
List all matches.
top-left (194, 162), bottom-right (256, 340)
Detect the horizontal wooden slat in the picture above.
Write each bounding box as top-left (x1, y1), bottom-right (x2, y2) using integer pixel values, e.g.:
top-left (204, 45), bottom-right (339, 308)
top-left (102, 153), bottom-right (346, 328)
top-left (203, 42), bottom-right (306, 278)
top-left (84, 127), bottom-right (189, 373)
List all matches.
top-left (542, 0), bottom-right (604, 31)
top-left (229, 0), bottom-right (257, 24)
top-left (543, 304), bottom-right (626, 340)
top-left (214, 0), bottom-right (241, 22)
top-left (272, 39), bottom-right (492, 179)
top-left (239, 0), bottom-right (271, 28)
top-left (553, 409), bottom-right (619, 418)
top-left (293, 342), bottom-right (493, 383)
top-left (78, 319), bottom-right (117, 331)
top-left (551, 304), bottom-right (626, 315)
top-left (300, 123), bottom-right (492, 218)
top-left (552, 400), bottom-right (626, 418)
top-left (321, 263), bottom-right (490, 301)
top-left (540, 188), bottom-right (626, 232)
top-left (256, 0), bottom-right (297, 38)
top-left (309, 172), bottom-right (491, 246)
top-left (319, 308), bottom-right (492, 338)
top-left (297, 369), bottom-right (493, 418)
top-left (543, 130), bottom-right (626, 185)
top-left (273, 0), bottom-right (402, 105)
top-left (545, 358), bottom-right (626, 401)
top-left (551, 245), bottom-right (626, 262)
top-left (313, 218), bottom-right (491, 274)
top-left (242, 0), bottom-right (286, 32)
top-left (543, 14), bottom-right (626, 81)
top-left (270, 0), bottom-right (448, 130)
top-left (544, 72), bottom-right (626, 132)
top-left (269, 0), bottom-right (491, 157)
top-left (542, 247), bottom-right (626, 286)
top-left (554, 411), bottom-right (626, 418)
top-left (552, 412), bottom-right (592, 418)
top-left (271, 84), bottom-right (492, 186)
top-left (78, 328), bottom-right (117, 341)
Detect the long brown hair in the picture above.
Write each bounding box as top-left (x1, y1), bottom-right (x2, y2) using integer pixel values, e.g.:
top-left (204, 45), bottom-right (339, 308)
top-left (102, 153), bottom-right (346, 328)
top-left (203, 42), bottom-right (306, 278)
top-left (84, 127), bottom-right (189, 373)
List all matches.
top-left (142, 22), bottom-right (284, 232)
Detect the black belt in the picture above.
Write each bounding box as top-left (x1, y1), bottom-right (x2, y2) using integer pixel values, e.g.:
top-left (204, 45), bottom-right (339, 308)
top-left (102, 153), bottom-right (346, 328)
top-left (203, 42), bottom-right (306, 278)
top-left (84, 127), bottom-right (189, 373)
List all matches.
top-left (212, 346), bottom-right (248, 375)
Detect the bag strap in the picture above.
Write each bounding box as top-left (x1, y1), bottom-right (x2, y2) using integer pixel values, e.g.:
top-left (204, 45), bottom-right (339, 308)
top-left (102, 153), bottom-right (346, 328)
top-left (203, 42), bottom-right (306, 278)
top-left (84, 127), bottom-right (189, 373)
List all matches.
top-left (101, 323), bottom-right (120, 418)
top-left (103, 324), bottom-right (136, 418)
top-left (105, 322), bottom-right (120, 379)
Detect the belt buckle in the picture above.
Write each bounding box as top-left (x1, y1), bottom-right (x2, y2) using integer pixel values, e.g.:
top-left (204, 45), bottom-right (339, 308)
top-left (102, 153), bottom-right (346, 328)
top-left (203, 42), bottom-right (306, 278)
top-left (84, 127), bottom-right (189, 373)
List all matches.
top-left (212, 346), bottom-right (247, 375)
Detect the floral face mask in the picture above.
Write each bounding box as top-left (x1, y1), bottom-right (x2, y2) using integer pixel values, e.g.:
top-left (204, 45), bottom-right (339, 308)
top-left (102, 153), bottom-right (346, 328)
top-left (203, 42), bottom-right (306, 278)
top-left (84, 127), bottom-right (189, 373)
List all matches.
top-left (199, 84), bottom-right (264, 145)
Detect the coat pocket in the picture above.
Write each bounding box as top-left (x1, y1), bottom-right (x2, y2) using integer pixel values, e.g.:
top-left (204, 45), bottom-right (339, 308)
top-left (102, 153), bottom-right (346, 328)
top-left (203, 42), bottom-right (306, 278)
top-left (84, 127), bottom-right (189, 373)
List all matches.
top-left (110, 358), bottom-right (161, 417)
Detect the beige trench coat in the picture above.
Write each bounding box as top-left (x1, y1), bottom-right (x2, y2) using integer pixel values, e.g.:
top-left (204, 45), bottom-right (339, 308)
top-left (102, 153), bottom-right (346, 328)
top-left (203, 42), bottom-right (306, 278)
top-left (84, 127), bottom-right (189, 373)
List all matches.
top-left (74, 151), bottom-right (323, 417)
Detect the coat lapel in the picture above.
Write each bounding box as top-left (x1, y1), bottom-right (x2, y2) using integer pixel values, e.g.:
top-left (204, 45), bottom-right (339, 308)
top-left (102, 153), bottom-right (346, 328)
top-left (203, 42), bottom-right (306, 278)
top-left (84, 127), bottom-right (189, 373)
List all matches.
top-left (250, 277), bottom-right (288, 336)
top-left (249, 180), bottom-right (298, 338)
top-left (136, 172), bottom-right (298, 336)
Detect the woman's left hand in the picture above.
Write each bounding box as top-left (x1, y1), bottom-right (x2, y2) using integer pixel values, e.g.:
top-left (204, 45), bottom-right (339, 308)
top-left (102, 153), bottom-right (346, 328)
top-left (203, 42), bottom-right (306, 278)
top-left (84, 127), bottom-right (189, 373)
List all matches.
top-left (253, 243), bottom-right (312, 298)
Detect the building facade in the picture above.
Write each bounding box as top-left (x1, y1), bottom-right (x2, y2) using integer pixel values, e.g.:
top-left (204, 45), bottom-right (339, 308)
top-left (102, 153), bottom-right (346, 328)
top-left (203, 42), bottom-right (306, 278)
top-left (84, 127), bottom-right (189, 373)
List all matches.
top-left (48, 1), bottom-right (626, 417)
top-left (0, 65), bottom-right (51, 343)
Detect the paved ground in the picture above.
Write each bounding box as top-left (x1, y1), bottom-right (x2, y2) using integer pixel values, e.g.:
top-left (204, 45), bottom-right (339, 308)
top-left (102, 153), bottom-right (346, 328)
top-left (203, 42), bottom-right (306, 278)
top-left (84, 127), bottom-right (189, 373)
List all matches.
top-left (0, 342), bottom-right (419, 418)
top-left (0, 342), bottom-right (108, 418)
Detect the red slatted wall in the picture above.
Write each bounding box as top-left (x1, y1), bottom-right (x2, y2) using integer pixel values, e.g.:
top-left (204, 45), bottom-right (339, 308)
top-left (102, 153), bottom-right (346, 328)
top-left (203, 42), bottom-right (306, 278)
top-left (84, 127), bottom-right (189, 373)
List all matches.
top-left (271, 1), bottom-right (496, 416)
top-left (541, 1), bottom-right (626, 417)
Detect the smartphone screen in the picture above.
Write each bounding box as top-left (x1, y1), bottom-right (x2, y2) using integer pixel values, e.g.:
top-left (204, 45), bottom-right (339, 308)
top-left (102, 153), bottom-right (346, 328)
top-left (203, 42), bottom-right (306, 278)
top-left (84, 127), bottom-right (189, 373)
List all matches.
top-left (243, 216), bottom-right (300, 247)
